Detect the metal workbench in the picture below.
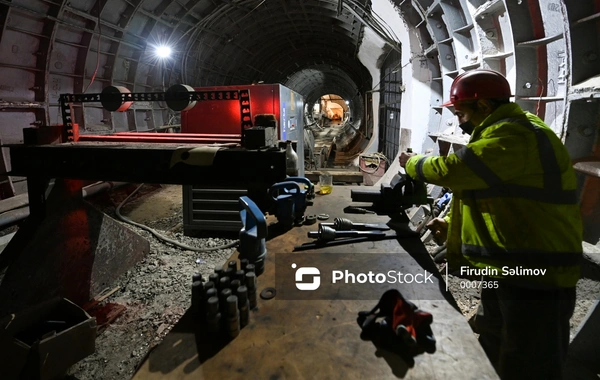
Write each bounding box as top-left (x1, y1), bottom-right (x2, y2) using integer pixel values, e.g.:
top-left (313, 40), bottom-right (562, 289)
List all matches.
top-left (133, 186), bottom-right (498, 379)
top-left (0, 141), bottom-right (287, 316)
top-left (8, 142), bottom-right (286, 186)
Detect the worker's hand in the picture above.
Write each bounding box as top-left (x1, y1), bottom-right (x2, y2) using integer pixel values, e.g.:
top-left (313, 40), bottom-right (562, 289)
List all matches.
top-left (399, 151), bottom-right (417, 168)
top-left (426, 217), bottom-right (448, 245)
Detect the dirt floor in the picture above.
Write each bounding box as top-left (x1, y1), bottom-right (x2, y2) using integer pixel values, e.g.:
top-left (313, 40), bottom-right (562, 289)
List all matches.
top-left (10, 183), bottom-right (592, 379)
top-left (66, 184), bottom-right (238, 379)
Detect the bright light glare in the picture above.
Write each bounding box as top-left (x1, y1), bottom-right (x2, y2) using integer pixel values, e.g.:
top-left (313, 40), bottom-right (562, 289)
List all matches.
top-left (345, 100), bottom-right (349, 104)
top-left (155, 45), bottom-right (172, 58)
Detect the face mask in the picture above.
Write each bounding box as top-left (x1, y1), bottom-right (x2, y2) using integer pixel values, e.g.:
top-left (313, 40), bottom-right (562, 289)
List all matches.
top-left (458, 120), bottom-right (475, 135)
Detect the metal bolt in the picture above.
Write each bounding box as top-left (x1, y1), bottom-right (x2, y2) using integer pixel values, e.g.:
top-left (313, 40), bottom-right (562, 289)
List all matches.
top-left (524, 82), bottom-right (532, 89)
top-left (236, 286), bottom-right (248, 306)
top-left (206, 296), bottom-right (219, 314)
top-left (245, 272), bottom-right (257, 290)
top-left (224, 267), bottom-right (235, 279)
top-left (230, 279), bottom-right (241, 290)
top-left (205, 288), bottom-right (217, 299)
top-left (226, 295), bottom-right (238, 316)
top-left (219, 276), bottom-right (231, 290)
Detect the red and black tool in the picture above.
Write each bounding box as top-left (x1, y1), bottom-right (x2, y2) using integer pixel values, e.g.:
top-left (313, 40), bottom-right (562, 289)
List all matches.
top-left (357, 289), bottom-right (436, 354)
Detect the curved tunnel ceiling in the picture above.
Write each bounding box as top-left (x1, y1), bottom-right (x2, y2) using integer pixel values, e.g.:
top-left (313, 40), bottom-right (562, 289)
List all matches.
top-left (0, 0), bottom-right (384, 129)
top-left (127, 0), bottom-right (376, 116)
top-left (285, 66), bottom-right (361, 106)
top-left (171, 0), bottom-right (376, 122)
top-left (0, 1), bottom-right (598, 153)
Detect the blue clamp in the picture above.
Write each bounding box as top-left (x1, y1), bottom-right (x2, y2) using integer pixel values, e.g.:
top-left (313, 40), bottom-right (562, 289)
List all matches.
top-left (239, 196), bottom-right (267, 276)
top-left (285, 176), bottom-right (315, 202)
top-left (270, 181), bottom-right (306, 228)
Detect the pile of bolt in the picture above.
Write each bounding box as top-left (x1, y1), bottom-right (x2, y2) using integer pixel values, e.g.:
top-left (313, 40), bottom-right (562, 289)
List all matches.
top-left (191, 259), bottom-right (258, 339)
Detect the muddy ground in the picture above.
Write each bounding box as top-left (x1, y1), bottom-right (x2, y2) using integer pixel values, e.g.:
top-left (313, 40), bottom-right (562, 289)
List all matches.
top-left (44, 184), bottom-right (597, 379)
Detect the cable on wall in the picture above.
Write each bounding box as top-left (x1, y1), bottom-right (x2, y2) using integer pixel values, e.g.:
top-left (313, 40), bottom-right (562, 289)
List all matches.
top-left (84, 0), bottom-right (102, 93)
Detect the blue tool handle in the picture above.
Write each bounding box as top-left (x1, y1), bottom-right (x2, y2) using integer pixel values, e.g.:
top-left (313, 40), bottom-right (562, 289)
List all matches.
top-left (269, 181), bottom-right (302, 201)
top-left (239, 196), bottom-right (267, 238)
top-left (285, 176), bottom-right (313, 192)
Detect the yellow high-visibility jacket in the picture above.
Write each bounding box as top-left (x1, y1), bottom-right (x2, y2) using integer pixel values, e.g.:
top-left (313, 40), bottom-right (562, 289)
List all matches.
top-left (406, 103), bottom-right (582, 288)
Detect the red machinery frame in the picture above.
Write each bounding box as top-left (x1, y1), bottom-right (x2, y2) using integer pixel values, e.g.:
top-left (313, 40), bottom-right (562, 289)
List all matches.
top-left (59, 89), bottom-right (253, 145)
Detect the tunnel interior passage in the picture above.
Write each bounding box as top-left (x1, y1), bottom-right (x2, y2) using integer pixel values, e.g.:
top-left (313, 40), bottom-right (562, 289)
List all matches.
top-left (0, 0), bottom-right (598, 241)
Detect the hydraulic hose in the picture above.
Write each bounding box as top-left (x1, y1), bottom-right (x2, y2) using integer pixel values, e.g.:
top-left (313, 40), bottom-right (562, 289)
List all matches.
top-left (115, 184), bottom-right (239, 252)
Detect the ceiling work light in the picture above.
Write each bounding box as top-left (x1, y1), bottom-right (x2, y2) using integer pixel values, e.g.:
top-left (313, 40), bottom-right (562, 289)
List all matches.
top-left (155, 45), bottom-right (172, 59)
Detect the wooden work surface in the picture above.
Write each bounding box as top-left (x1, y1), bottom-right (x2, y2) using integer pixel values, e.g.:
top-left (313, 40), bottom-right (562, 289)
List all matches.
top-left (133, 186), bottom-right (498, 379)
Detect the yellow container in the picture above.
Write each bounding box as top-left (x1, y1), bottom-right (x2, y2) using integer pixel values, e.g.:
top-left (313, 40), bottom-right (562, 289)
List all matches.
top-left (319, 173), bottom-right (333, 195)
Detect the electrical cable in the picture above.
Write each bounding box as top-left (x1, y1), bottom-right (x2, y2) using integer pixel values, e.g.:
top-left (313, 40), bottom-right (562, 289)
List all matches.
top-left (370, 7), bottom-right (401, 43)
top-left (536, 77), bottom-right (544, 116)
top-left (358, 152), bottom-right (388, 174)
top-left (341, 0), bottom-right (402, 52)
top-left (180, 3), bottom-right (233, 83)
top-left (115, 184), bottom-right (239, 252)
top-left (236, 0), bottom-right (267, 24)
top-left (84, 1), bottom-right (102, 93)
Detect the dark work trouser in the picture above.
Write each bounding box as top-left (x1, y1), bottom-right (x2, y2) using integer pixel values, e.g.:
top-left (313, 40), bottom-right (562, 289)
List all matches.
top-left (470, 280), bottom-right (576, 380)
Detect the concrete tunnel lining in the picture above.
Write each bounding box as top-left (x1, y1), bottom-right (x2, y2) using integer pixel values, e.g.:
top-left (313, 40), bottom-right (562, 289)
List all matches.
top-left (0, 0), bottom-right (598, 239)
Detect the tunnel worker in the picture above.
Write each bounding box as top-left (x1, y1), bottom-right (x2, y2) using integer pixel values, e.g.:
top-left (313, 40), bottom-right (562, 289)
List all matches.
top-left (399, 69), bottom-right (582, 379)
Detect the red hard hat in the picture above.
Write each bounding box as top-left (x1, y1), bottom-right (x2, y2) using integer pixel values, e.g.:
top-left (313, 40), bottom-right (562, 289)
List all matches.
top-left (442, 69), bottom-right (512, 107)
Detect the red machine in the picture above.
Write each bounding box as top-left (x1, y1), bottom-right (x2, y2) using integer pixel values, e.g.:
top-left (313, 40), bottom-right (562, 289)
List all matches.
top-left (51, 85), bottom-right (304, 235)
top-left (65, 86), bottom-right (252, 146)
top-left (181, 83), bottom-right (305, 146)
top-left (179, 83), bottom-right (305, 234)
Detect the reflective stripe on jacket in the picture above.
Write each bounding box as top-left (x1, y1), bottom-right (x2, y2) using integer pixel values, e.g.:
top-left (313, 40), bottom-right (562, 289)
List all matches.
top-left (406, 103), bottom-right (582, 288)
